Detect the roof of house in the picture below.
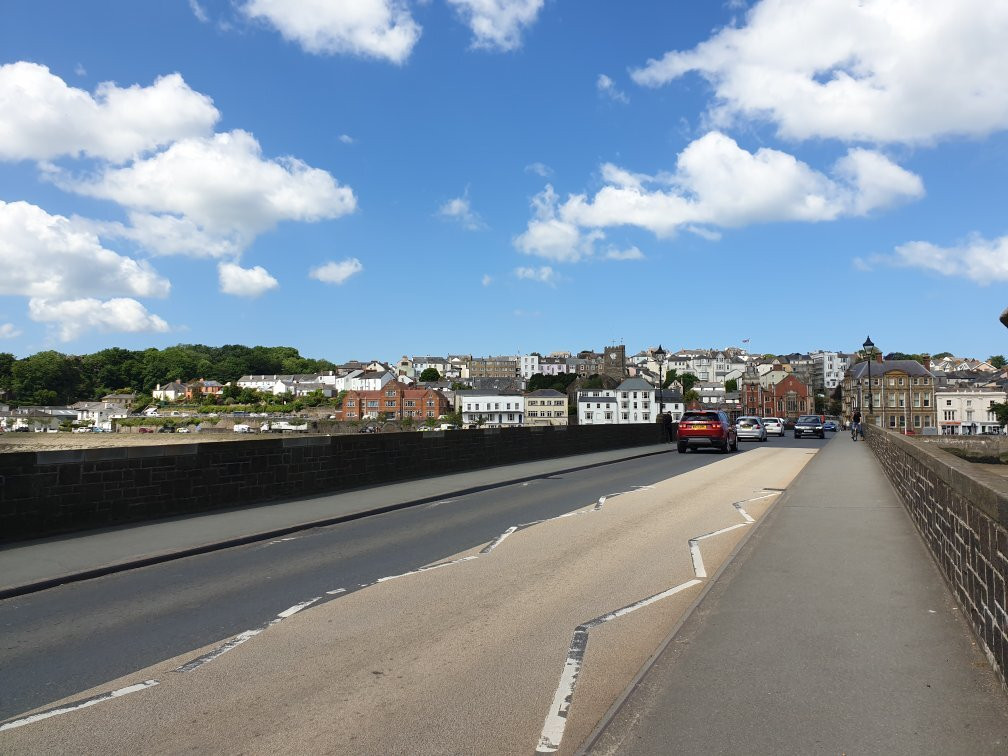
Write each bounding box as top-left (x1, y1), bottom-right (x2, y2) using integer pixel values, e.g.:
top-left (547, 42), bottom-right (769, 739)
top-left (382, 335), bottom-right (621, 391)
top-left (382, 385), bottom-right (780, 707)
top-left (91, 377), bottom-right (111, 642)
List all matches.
top-left (848, 359), bottom-right (933, 379)
top-left (616, 377), bottom-right (656, 391)
top-left (525, 389), bottom-right (567, 397)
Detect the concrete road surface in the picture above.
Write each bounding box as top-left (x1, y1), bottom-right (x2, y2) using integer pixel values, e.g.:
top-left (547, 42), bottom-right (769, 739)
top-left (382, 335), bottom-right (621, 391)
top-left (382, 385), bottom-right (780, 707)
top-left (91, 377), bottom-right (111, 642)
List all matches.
top-left (1, 447), bottom-right (815, 754)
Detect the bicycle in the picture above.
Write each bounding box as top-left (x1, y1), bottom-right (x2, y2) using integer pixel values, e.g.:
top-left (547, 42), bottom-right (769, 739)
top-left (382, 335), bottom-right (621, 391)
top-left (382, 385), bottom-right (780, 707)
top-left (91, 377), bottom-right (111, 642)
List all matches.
top-left (850, 421), bottom-right (861, 441)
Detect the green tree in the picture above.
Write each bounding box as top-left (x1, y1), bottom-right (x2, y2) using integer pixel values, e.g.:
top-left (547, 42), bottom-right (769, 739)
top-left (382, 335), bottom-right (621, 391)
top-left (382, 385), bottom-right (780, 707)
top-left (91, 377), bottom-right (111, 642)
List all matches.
top-left (419, 368), bottom-right (441, 382)
top-left (988, 355), bottom-right (1006, 369)
top-left (991, 402), bottom-right (1008, 427)
top-left (724, 378), bottom-right (738, 393)
top-left (12, 351), bottom-right (82, 405)
top-left (684, 389), bottom-right (700, 404)
top-left (679, 372), bottom-right (700, 393)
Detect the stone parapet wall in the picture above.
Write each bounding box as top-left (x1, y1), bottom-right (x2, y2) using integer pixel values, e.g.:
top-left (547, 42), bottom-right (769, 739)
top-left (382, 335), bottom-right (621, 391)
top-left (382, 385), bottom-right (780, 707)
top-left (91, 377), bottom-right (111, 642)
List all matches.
top-left (0, 424), bottom-right (664, 542)
top-left (865, 426), bottom-right (1008, 689)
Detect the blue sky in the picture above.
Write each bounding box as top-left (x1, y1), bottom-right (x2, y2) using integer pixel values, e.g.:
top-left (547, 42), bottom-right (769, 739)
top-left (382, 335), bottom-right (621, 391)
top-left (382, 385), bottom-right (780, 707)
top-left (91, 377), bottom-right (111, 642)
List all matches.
top-left (1, 0), bottom-right (1007, 362)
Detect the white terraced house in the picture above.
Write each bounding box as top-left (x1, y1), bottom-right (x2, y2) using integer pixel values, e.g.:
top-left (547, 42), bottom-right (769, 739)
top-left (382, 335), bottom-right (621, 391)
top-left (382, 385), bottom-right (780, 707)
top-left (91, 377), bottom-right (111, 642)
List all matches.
top-left (577, 378), bottom-right (656, 425)
top-left (457, 390), bottom-right (525, 428)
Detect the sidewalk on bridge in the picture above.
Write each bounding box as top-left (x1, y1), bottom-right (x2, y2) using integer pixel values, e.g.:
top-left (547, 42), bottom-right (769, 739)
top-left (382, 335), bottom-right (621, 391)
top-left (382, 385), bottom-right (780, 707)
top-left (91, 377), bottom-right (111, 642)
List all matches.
top-left (0, 443), bottom-right (671, 598)
top-left (587, 433), bottom-right (1008, 754)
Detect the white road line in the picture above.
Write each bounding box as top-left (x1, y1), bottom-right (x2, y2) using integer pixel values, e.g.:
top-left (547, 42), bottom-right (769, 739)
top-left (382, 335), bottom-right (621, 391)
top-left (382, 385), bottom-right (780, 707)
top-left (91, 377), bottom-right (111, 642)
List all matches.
top-left (0, 680), bottom-right (159, 733)
top-left (277, 597), bottom-right (321, 619)
top-left (326, 588), bottom-right (347, 596)
top-left (693, 522), bottom-right (748, 543)
top-left (535, 579), bottom-right (702, 754)
top-left (536, 488), bottom-right (783, 753)
top-left (481, 526), bottom-right (518, 554)
top-left (175, 629), bottom-right (266, 673)
top-left (593, 496), bottom-right (606, 511)
top-left (376, 555), bottom-right (478, 583)
top-left (176, 597), bottom-right (322, 674)
top-left (688, 539), bottom-right (706, 578)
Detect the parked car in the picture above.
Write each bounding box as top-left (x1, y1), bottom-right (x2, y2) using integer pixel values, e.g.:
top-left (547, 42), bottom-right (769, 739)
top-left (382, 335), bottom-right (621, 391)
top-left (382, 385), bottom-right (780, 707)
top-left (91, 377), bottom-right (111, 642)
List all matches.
top-left (138, 427), bottom-right (152, 433)
top-left (794, 414), bottom-right (826, 439)
top-left (176, 427), bottom-right (190, 433)
top-left (677, 410), bottom-right (738, 453)
top-left (736, 416), bottom-right (767, 442)
top-left (761, 417), bottom-right (785, 437)
top-left (823, 420), bottom-right (838, 432)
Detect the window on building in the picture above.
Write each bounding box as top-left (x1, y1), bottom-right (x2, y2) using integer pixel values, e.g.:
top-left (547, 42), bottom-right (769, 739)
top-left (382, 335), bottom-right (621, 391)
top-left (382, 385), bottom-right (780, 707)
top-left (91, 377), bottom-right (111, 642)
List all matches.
top-left (385, 400), bottom-right (396, 408)
top-left (914, 415), bottom-right (922, 427)
top-left (367, 400), bottom-right (378, 408)
top-left (585, 412), bottom-right (593, 420)
top-left (605, 412), bottom-right (613, 420)
top-left (622, 413), bottom-right (628, 420)
top-left (404, 400), bottom-right (416, 408)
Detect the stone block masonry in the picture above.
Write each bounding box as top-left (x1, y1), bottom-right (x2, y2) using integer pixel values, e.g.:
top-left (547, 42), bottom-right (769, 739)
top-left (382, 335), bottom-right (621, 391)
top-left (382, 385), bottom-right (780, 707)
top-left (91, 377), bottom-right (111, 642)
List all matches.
top-left (0, 424), bottom-right (665, 542)
top-left (865, 426), bottom-right (1008, 690)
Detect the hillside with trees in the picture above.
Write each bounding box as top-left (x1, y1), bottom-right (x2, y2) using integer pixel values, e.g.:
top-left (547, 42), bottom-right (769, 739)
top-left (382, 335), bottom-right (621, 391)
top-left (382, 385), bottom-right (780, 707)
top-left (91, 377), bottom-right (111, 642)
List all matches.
top-left (0, 344), bottom-right (337, 406)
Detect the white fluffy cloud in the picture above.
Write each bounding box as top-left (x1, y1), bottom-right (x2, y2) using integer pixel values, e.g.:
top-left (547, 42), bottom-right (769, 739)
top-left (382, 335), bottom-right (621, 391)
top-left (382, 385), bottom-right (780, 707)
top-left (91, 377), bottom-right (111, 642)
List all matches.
top-left (218, 262), bottom-right (279, 297)
top-left (446, 0), bottom-right (544, 51)
top-left (0, 323), bottom-right (22, 339)
top-left (632, 0), bottom-right (1008, 144)
top-left (597, 74), bottom-right (628, 104)
top-left (438, 194), bottom-right (485, 230)
top-left (55, 130), bottom-right (357, 255)
top-left (870, 234), bottom-right (1008, 283)
top-left (0, 62), bottom-right (218, 162)
top-left (0, 200), bottom-right (170, 300)
top-left (242, 0), bottom-right (420, 63)
top-left (310, 258), bottom-right (364, 285)
top-left (516, 132), bottom-right (923, 260)
top-left (515, 265), bottom-right (557, 285)
top-left (29, 298), bottom-right (170, 341)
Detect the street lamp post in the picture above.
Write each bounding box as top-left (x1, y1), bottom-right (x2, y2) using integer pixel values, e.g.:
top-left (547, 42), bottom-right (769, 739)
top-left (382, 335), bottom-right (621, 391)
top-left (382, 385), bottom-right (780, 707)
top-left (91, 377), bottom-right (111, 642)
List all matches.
top-left (654, 344), bottom-right (667, 414)
top-left (863, 336), bottom-right (875, 424)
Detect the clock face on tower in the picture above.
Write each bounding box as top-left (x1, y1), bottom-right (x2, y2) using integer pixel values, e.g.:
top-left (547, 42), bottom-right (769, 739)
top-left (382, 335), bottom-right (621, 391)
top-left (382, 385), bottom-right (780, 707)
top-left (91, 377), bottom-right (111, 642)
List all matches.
top-left (609, 351), bottom-right (619, 361)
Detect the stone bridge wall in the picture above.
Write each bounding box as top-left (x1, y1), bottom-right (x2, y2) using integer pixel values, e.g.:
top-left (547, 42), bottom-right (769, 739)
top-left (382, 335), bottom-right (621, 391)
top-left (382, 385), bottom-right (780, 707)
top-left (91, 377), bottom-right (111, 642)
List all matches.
top-left (0, 424), bottom-right (665, 542)
top-left (865, 425), bottom-right (1008, 689)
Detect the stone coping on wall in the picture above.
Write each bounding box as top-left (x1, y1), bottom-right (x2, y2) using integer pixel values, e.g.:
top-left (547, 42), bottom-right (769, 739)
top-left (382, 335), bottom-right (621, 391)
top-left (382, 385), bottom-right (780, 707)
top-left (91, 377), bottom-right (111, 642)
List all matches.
top-left (867, 427), bottom-right (1008, 525)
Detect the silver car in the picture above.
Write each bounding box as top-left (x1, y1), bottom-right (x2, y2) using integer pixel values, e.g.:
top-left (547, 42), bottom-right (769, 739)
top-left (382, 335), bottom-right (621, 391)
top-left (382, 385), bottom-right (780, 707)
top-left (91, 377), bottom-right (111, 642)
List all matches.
top-left (735, 416), bottom-right (767, 442)
top-left (761, 417), bottom-right (785, 436)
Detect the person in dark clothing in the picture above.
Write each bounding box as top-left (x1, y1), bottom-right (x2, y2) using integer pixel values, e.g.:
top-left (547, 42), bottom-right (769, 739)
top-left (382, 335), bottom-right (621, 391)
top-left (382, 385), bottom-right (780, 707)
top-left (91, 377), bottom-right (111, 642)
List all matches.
top-left (851, 410), bottom-right (862, 440)
top-left (661, 412), bottom-right (673, 443)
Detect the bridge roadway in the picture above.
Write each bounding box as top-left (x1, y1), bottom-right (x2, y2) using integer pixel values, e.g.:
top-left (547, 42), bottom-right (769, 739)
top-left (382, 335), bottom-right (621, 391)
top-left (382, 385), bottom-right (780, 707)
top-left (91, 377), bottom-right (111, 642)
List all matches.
top-left (2, 434), bottom-right (1006, 753)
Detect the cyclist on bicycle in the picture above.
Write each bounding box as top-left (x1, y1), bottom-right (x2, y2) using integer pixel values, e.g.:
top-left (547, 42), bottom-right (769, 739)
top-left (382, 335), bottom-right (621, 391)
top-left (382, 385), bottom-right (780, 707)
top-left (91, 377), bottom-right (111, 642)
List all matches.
top-left (851, 410), bottom-right (862, 441)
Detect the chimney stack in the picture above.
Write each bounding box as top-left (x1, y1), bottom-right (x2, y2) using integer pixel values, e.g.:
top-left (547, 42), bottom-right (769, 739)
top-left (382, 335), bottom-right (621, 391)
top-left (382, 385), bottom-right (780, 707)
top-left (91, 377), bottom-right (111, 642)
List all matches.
top-left (922, 354), bottom-right (931, 373)
top-left (876, 352), bottom-right (883, 364)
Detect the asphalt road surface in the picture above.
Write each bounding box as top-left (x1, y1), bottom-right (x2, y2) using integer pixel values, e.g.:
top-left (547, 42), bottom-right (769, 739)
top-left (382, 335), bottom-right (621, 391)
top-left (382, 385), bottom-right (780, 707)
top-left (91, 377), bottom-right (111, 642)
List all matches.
top-left (1, 435), bottom-right (827, 753)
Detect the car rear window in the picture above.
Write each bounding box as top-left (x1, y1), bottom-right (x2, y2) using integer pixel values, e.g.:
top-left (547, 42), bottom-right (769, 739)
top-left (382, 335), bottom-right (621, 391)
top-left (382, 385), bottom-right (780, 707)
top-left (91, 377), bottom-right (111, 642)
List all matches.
top-left (682, 412), bottom-right (720, 422)
top-left (797, 415), bottom-right (819, 422)
top-left (762, 418), bottom-right (779, 423)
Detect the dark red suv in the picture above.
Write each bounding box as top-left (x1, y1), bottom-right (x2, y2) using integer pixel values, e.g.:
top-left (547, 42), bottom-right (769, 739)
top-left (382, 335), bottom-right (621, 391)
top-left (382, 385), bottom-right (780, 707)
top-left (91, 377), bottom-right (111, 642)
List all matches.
top-left (677, 410), bottom-right (738, 453)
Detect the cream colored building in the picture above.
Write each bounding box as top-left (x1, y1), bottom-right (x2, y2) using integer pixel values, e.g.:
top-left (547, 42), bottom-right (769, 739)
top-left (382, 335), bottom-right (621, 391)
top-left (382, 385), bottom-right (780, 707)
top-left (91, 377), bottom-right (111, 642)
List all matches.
top-left (524, 389), bottom-right (568, 427)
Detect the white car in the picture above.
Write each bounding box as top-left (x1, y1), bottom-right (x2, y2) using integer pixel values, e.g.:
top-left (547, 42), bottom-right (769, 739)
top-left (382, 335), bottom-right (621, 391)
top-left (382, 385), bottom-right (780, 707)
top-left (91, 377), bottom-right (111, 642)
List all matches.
top-left (735, 416), bottom-right (768, 442)
top-left (761, 417), bottom-right (786, 436)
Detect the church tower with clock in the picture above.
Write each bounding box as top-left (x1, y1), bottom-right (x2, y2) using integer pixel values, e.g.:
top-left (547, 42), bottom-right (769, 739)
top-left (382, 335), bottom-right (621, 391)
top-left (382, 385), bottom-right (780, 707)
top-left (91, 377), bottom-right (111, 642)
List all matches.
top-left (602, 344), bottom-right (626, 380)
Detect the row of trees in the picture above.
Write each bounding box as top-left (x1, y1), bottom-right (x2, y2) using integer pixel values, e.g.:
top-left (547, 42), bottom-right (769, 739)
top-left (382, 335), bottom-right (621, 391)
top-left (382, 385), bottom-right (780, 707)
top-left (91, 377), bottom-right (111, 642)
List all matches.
top-left (0, 344), bottom-right (337, 406)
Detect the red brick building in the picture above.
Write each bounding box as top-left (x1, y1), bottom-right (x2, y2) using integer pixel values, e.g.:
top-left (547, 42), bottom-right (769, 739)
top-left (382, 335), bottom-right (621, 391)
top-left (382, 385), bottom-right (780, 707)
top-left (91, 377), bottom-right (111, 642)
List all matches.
top-left (337, 381), bottom-right (451, 422)
top-left (741, 373), bottom-right (814, 419)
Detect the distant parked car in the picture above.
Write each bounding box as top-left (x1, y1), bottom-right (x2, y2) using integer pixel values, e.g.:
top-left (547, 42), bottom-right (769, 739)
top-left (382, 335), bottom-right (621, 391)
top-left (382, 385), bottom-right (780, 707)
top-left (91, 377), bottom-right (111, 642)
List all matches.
top-left (794, 415), bottom-right (825, 439)
top-left (176, 427), bottom-right (190, 433)
top-left (138, 427), bottom-right (152, 433)
top-left (736, 416), bottom-right (768, 442)
top-left (761, 417), bottom-right (785, 437)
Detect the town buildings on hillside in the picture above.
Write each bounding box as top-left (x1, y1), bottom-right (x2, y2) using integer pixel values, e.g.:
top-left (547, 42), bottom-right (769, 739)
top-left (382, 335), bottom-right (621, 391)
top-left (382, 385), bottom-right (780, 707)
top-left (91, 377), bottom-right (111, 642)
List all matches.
top-left (842, 356), bottom-right (937, 432)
